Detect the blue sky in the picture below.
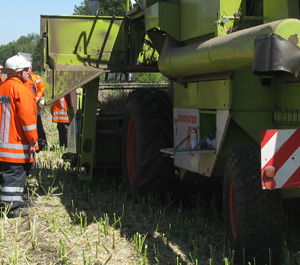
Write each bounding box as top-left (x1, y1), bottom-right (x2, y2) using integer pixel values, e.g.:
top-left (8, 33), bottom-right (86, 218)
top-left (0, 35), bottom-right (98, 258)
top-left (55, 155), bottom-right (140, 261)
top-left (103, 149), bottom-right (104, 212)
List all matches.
top-left (0, 0), bottom-right (83, 46)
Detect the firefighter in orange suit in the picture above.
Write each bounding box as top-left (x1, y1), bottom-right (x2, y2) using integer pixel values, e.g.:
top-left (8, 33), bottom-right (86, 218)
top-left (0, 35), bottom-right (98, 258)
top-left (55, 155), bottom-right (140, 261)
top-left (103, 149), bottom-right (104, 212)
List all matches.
top-left (26, 70), bottom-right (48, 150)
top-left (0, 55), bottom-right (38, 218)
top-left (0, 64), bottom-right (5, 84)
top-left (18, 52), bottom-right (48, 151)
top-left (29, 70), bottom-right (45, 99)
top-left (51, 95), bottom-right (71, 148)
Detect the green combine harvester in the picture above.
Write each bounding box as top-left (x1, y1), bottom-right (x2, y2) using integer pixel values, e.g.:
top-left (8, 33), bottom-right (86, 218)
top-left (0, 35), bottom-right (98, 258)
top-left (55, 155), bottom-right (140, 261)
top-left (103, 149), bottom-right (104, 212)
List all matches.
top-left (41, 0), bottom-right (300, 263)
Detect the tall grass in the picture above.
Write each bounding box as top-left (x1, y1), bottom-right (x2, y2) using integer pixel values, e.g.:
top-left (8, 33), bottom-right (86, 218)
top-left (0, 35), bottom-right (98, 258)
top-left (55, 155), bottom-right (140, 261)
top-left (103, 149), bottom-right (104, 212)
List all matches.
top-left (0, 106), bottom-right (299, 264)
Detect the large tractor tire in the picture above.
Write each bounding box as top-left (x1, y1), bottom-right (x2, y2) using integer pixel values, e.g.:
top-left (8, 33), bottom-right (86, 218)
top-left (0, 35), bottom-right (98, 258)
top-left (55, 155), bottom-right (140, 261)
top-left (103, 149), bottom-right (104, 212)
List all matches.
top-left (122, 89), bottom-right (175, 195)
top-left (223, 145), bottom-right (284, 264)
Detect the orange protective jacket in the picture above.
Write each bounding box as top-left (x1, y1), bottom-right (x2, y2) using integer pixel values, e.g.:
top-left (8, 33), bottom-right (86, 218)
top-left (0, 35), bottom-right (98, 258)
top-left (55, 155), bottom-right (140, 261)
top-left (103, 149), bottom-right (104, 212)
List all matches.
top-left (0, 77), bottom-right (38, 163)
top-left (28, 72), bottom-right (45, 98)
top-left (51, 95), bottom-right (70, 123)
top-left (27, 72), bottom-right (45, 98)
top-left (0, 76), bottom-right (5, 85)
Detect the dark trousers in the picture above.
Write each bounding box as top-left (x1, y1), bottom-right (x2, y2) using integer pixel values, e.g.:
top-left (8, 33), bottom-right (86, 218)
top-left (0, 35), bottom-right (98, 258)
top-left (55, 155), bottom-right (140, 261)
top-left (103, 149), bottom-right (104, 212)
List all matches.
top-left (37, 110), bottom-right (48, 150)
top-left (0, 162), bottom-right (32, 209)
top-left (57, 123), bottom-right (69, 148)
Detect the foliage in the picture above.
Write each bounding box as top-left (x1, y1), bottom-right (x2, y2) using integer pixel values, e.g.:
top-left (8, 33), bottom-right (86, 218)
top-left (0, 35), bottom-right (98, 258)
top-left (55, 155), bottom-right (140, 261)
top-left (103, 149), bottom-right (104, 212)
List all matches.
top-left (99, 0), bottom-right (127, 16)
top-left (74, 0), bottom-right (127, 16)
top-left (73, 1), bottom-right (87, 15)
top-left (0, 34), bottom-right (42, 73)
top-left (131, 72), bottom-right (169, 83)
top-left (99, 72), bottom-right (169, 83)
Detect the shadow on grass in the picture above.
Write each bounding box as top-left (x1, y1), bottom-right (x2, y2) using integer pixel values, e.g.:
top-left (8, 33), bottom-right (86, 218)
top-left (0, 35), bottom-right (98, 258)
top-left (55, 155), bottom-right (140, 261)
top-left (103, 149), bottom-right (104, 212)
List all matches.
top-left (29, 155), bottom-right (300, 265)
top-left (29, 160), bottom-right (228, 264)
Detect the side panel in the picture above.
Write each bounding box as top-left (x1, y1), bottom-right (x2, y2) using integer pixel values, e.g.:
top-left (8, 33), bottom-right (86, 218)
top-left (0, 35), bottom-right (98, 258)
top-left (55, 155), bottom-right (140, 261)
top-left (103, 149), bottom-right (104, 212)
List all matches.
top-left (264, 0), bottom-right (300, 23)
top-left (179, 0), bottom-right (243, 40)
top-left (145, 2), bottom-right (180, 40)
top-left (173, 108), bottom-right (202, 174)
top-left (173, 108), bottom-right (230, 177)
top-left (173, 80), bottom-right (232, 109)
top-left (41, 15), bottom-right (131, 103)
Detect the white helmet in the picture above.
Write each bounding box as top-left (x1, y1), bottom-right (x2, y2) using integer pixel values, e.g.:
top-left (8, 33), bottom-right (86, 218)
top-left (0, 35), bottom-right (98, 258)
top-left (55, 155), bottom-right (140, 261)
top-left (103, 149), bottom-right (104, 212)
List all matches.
top-left (17, 52), bottom-right (32, 65)
top-left (3, 55), bottom-right (32, 74)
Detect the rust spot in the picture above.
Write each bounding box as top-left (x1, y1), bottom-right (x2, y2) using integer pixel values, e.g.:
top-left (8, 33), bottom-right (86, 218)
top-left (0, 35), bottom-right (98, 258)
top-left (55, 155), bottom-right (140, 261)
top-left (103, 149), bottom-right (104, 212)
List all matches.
top-left (288, 34), bottom-right (299, 45)
top-left (206, 167), bottom-right (210, 175)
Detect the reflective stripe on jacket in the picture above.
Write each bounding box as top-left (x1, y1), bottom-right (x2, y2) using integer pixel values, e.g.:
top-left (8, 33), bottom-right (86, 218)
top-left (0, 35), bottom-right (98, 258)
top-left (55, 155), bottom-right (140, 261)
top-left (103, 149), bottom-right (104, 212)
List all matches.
top-left (0, 76), bottom-right (38, 163)
top-left (51, 96), bottom-right (70, 123)
top-left (26, 72), bottom-right (45, 98)
top-left (25, 72), bottom-right (44, 112)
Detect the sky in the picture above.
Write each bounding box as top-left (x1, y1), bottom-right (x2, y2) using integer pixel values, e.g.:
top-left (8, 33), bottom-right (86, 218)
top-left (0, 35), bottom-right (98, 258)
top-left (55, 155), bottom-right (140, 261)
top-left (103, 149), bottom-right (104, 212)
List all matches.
top-left (0, 0), bottom-right (84, 46)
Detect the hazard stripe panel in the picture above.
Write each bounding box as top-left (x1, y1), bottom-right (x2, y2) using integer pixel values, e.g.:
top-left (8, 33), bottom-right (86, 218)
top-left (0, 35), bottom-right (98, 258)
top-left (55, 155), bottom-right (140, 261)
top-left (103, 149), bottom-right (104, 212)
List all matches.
top-left (261, 129), bottom-right (300, 189)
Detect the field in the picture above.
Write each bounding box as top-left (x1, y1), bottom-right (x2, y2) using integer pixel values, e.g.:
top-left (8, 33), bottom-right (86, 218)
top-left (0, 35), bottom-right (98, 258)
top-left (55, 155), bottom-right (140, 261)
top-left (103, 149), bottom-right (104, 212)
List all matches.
top-left (1, 106), bottom-right (300, 264)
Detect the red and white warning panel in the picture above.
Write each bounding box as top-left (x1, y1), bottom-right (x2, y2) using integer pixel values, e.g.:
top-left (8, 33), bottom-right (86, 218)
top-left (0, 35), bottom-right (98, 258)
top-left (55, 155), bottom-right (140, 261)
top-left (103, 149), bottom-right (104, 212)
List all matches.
top-left (261, 129), bottom-right (300, 190)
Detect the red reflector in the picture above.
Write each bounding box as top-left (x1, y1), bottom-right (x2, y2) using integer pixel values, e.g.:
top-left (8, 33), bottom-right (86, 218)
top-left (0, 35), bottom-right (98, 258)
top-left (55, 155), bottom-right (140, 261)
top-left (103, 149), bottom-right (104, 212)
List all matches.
top-left (264, 179), bottom-right (276, 190)
top-left (264, 166), bottom-right (276, 178)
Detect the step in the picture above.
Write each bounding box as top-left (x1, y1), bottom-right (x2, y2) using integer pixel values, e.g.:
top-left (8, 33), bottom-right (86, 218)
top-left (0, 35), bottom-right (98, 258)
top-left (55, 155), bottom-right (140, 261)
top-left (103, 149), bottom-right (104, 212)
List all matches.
top-left (160, 147), bottom-right (215, 155)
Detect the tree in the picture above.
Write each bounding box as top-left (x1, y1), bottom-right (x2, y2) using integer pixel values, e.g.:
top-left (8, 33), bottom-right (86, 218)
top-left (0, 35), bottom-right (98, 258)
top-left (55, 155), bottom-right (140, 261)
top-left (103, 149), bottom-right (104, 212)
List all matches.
top-left (0, 34), bottom-right (42, 73)
top-left (99, 0), bottom-right (126, 16)
top-left (131, 73), bottom-right (169, 83)
top-left (73, 1), bottom-right (87, 15)
top-left (74, 0), bottom-right (126, 16)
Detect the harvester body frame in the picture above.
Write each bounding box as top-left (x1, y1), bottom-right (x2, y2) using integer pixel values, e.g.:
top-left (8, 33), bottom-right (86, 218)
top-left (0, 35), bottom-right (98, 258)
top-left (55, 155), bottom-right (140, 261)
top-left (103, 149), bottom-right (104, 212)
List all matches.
top-left (41, 0), bottom-right (300, 193)
top-left (41, 0), bottom-right (300, 262)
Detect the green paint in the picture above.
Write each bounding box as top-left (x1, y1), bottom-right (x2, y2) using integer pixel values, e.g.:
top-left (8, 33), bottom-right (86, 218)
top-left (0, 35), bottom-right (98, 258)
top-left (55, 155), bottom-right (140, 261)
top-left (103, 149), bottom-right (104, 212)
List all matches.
top-left (145, 2), bottom-right (180, 40)
top-left (264, 0), bottom-right (300, 23)
top-left (173, 80), bottom-right (231, 109)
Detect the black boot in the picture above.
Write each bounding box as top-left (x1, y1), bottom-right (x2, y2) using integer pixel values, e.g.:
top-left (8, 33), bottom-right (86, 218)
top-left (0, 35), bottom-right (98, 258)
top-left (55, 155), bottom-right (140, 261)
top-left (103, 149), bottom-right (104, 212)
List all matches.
top-left (7, 207), bottom-right (29, 218)
top-left (37, 138), bottom-right (48, 152)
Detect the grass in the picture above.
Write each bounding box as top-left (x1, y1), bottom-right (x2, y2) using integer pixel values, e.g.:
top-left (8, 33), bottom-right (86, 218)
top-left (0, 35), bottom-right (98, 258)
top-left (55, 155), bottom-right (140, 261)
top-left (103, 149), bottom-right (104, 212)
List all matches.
top-left (1, 106), bottom-right (300, 264)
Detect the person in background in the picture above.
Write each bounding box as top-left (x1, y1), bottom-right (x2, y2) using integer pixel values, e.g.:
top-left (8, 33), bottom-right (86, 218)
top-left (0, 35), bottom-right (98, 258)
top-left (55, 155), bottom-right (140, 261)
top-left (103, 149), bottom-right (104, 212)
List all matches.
top-left (0, 64), bottom-right (5, 84)
top-left (0, 55), bottom-right (38, 218)
top-left (18, 52), bottom-right (48, 151)
top-left (51, 94), bottom-right (72, 148)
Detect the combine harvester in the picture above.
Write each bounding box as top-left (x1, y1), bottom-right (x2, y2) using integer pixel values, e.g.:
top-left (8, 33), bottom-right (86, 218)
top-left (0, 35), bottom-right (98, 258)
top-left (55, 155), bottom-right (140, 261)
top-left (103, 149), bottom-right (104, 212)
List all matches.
top-left (41, 0), bottom-right (300, 263)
